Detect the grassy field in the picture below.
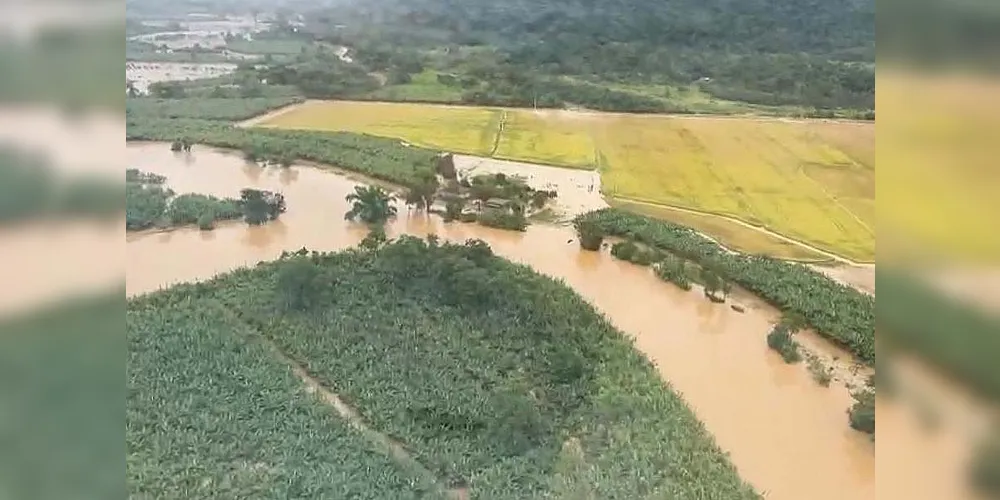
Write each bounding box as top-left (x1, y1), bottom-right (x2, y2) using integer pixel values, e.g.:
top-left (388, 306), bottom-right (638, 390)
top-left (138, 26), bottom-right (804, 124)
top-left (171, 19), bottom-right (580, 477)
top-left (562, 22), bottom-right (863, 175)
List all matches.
top-left (224, 38), bottom-right (312, 55)
top-left (592, 116), bottom-right (874, 262)
top-left (256, 100), bottom-right (502, 156)
top-left (128, 238), bottom-right (758, 498)
top-left (256, 101), bottom-right (875, 261)
top-left (366, 70), bottom-right (466, 102)
top-left (494, 110), bottom-right (598, 168)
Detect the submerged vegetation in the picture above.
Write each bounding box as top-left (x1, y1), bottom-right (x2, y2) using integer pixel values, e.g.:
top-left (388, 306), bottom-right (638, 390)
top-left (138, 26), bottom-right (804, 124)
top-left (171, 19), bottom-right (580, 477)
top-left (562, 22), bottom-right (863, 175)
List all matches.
top-left (126, 115), bottom-right (441, 189)
top-left (344, 185), bottom-right (398, 227)
top-left (128, 236), bottom-right (758, 498)
top-left (574, 208), bottom-right (875, 364)
top-left (125, 169), bottom-right (284, 230)
top-left (766, 322), bottom-right (803, 364)
top-left (847, 389), bottom-right (875, 437)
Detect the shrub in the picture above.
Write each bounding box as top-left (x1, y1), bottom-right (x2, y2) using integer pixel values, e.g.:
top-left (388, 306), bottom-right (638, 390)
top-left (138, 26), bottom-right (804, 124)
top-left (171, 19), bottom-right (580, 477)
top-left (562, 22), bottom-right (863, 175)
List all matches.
top-left (847, 389), bottom-right (875, 436)
top-left (573, 220), bottom-right (604, 251)
top-left (807, 357), bottom-right (832, 387)
top-left (610, 240), bottom-right (657, 266)
top-left (197, 213), bottom-right (215, 230)
top-left (655, 256), bottom-right (692, 290)
top-left (767, 323), bottom-right (802, 363)
top-left (477, 210), bottom-right (528, 231)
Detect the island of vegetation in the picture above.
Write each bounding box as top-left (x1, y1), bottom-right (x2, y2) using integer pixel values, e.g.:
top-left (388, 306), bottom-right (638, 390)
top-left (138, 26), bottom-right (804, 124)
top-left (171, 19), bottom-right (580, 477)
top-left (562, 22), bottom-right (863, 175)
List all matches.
top-left (127, 235), bottom-right (759, 499)
top-left (126, 168), bottom-right (286, 231)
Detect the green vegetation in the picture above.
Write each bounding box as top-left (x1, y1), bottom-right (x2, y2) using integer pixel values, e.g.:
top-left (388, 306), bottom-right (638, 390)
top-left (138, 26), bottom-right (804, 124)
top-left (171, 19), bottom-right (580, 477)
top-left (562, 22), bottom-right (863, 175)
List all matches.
top-left (806, 356), bottom-right (833, 387)
top-left (126, 39), bottom-right (238, 63)
top-left (127, 288), bottom-right (440, 498)
top-left (847, 389), bottom-right (875, 437)
top-left (302, 0), bottom-right (873, 113)
top-left (126, 97), bottom-right (302, 121)
top-left (654, 255), bottom-right (693, 291)
top-left (366, 69), bottom-right (466, 102)
top-left (766, 323), bottom-right (802, 364)
top-left (125, 168), bottom-right (282, 230)
top-left (224, 37), bottom-right (311, 56)
top-left (699, 268), bottom-right (731, 303)
top-left (0, 147), bottom-right (120, 224)
top-left (126, 114), bottom-right (441, 189)
top-left (477, 209), bottom-right (528, 232)
top-left (877, 269), bottom-right (1000, 402)
top-left (344, 186), bottom-right (398, 227)
top-left (575, 209), bottom-right (875, 364)
top-left (128, 236), bottom-right (757, 498)
top-left (610, 241), bottom-right (658, 266)
top-left (3, 291), bottom-right (122, 500)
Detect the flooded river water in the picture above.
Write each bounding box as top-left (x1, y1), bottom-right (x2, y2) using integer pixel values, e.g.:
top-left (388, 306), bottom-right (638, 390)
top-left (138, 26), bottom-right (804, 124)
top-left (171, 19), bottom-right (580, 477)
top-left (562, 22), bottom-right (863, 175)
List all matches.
top-left (124, 142), bottom-right (985, 500)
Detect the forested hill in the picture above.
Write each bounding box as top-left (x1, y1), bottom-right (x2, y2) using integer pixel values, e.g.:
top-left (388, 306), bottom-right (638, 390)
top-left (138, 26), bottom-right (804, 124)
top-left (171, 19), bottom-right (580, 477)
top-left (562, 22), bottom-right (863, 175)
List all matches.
top-left (312, 0), bottom-right (875, 111)
top-left (367, 0), bottom-right (873, 57)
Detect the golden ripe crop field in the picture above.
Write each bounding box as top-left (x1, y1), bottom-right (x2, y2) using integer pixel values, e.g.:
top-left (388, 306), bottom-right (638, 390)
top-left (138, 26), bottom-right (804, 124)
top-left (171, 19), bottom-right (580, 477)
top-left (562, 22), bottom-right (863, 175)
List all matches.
top-left (257, 101), bottom-right (875, 262)
top-left (256, 100), bottom-right (502, 156)
top-left (591, 116), bottom-right (875, 262)
top-left (493, 109), bottom-right (598, 168)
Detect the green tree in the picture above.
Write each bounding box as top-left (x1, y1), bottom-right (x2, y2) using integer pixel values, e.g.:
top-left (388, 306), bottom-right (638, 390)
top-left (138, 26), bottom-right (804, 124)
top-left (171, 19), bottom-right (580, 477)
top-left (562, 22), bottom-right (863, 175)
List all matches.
top-left (404, 174), bottom-right (439, 211)
top-left (344, 185), bottom-right (397, 226)
top-left (573, 219), bottom-right (604, 251)
top-left (241, 188), bottom-right (286, 225)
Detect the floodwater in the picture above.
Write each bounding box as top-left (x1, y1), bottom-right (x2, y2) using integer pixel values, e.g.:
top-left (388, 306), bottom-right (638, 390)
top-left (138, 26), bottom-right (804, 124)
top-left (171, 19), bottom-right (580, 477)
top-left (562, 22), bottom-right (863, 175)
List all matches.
top-left (126, 62), bottom-right (237, 93)
top-left (124, 142), bottom-right (987, 500)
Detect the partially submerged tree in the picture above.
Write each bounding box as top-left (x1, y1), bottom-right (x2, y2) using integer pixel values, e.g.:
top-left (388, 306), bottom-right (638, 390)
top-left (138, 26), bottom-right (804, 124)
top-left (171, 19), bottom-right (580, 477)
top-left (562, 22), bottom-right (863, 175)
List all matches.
top-left (573, 219), bottom-right (604, 251)
top-left (404, 173), bottom-right (439, 211)
top-left (700, 268), bottom-right (728, 303)
top-left (344, 185), bottom-right (397, 226)
top-left (240, 188), bottom-right (286, 225)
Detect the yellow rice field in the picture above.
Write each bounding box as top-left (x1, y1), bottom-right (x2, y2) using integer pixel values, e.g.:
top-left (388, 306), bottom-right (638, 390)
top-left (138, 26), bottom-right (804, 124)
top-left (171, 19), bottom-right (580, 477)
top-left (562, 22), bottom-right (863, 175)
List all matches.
top-left (256, 100), bottom-right (502, 156)
top-left (256, 100), bottom-right (876, 262)
top-left (493, 110), bottom-right (598, 168)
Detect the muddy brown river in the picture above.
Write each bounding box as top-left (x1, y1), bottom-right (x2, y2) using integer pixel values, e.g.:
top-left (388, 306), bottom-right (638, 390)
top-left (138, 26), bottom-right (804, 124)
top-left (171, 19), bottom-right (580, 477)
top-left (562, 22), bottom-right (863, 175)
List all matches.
top-left (123, 142), bottom-right (986, 500)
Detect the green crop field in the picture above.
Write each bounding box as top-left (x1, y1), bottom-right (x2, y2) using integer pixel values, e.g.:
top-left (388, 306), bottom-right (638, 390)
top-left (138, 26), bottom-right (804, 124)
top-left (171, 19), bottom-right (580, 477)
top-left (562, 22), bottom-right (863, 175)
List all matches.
top-left (127, 237), bottom-right (758, 499)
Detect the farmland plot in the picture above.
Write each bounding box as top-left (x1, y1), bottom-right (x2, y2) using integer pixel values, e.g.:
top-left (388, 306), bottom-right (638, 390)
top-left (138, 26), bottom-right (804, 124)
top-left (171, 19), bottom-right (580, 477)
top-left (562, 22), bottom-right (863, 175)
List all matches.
top-left (127, 237), bottom-right (758, 499)
top-left (255, 100), bottom-right (502, 156)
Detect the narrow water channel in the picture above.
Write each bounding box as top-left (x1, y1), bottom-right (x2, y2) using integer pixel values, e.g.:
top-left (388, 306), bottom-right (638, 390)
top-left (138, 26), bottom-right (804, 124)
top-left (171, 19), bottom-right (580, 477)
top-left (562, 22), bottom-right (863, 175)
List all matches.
top-left (126, 142), bottom-right (968, 500)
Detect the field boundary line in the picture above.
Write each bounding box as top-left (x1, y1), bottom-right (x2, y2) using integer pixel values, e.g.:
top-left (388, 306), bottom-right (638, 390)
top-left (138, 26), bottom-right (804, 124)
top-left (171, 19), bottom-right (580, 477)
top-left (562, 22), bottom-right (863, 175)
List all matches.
top-left (797, 160), bottom-right (875, 237)
top-left (235, 100), bottom-right (308, 128)
top-left (488, 111), bottom-right (507, 156)
top-left (610, 196), bottom-right (874, 266)
top-left (212, 302), bottom-right (464, 499)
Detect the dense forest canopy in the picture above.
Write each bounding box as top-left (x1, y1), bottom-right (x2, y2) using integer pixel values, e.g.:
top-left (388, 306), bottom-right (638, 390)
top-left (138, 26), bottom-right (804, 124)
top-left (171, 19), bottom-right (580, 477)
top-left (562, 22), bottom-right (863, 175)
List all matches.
top-left (305, 0), bottom-right (875, 110)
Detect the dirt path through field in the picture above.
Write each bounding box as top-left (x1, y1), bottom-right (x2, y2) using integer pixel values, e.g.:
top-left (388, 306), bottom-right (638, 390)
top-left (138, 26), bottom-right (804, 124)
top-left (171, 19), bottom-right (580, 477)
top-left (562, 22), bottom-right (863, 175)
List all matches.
top-left (221, 305), bottom-right (465, 499)
top-left (236, 102), bottom-right (306, 127)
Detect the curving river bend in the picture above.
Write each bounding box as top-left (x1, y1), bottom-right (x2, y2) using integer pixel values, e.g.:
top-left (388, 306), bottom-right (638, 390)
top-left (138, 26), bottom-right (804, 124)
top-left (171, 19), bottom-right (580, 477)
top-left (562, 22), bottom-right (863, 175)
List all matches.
top-left (122, 142), bottom-right (981, 500)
